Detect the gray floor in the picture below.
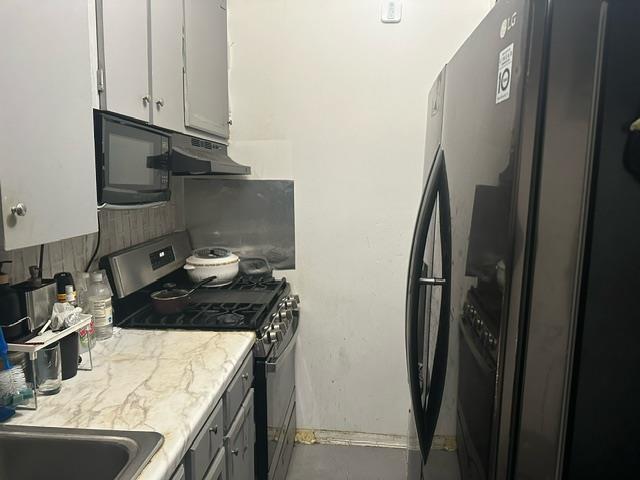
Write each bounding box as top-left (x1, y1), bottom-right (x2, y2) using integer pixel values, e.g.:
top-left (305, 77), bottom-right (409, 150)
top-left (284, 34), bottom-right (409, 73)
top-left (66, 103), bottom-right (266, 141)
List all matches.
top-left (286, 444), bottom-right (459, 480)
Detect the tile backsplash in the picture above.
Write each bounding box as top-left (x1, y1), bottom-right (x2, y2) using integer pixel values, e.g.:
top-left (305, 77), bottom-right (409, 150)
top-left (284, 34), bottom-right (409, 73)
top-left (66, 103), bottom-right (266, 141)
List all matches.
top-left (1, 204), bottom-right (177, 284)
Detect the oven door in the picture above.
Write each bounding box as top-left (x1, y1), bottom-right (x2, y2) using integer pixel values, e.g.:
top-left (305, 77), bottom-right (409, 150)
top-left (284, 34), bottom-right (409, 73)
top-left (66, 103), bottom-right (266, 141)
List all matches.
top-left (95, 112), bottom-right (171, 205)
top-left (256, 315), bottom-right (298, 480)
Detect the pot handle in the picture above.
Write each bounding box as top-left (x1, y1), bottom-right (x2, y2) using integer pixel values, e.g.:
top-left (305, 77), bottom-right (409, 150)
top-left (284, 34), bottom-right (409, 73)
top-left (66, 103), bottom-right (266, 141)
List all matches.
top-left (184, 264), bottom-right (195, 271)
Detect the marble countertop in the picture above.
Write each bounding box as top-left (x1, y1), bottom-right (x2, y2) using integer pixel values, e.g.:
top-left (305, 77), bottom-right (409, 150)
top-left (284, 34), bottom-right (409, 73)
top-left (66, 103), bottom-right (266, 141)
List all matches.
top-left (7, 327), bottom-right (255, 480)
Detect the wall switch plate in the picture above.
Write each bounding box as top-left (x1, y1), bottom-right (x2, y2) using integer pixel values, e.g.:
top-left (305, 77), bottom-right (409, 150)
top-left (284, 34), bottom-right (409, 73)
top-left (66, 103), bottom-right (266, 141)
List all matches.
top-left (381, 0), bottom-right (402, 23)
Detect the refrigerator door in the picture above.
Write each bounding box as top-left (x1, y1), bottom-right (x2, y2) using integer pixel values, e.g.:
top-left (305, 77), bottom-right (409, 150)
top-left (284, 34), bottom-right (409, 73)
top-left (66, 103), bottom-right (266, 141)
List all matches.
top-left (429, 0), bottom-right (530, 478)
top-left (514, 1), bottom-right (640, 478)
top-left (407, 68), bottom-right (446, 480)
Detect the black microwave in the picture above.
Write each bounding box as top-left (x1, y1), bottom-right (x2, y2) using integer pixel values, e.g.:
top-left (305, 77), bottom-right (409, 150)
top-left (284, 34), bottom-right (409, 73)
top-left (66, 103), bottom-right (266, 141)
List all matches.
top-left (94, 111), bottom-right (171, 206)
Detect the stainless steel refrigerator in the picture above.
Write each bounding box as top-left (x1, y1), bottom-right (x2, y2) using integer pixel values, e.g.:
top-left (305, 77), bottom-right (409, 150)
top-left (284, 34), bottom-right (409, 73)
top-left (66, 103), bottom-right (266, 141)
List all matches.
top-left (405, 0), bottom-right (640, 479)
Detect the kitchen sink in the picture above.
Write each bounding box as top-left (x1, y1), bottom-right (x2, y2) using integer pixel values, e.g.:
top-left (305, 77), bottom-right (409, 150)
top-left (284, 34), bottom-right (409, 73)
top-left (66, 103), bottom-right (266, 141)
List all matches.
top-left (0, 425), bottom-right (164, 480)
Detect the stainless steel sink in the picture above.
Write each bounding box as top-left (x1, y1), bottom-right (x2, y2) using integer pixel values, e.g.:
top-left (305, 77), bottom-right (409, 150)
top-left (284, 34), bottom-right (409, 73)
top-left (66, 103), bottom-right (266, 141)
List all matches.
top-left (0, 425), bottom-right (164, 480)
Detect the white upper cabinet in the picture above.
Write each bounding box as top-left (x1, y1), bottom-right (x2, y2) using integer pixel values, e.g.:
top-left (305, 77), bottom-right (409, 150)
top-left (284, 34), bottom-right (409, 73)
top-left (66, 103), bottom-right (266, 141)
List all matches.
top-left (97, 0), bottom-right (230, 139)
top-left (98, 0), bottom-right (151, 122)
top-left (183, 0), bottom-right (230, 138)
top-left (0, 1), bottom-right (97, 251)
top-left (151, 0), bottom-right (186, 132)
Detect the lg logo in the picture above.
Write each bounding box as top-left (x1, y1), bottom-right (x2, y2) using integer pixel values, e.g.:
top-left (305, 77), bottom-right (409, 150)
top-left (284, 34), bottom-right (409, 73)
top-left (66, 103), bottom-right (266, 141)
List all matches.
top-left (500, 12), bottom-right (517, 39)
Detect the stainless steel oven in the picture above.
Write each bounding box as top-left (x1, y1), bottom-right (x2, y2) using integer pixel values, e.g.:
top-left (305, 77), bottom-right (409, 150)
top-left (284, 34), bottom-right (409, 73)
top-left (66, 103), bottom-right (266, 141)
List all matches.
top-left (94, 111), bottom-right (171, 206)
top-left (255, 314), bottom-right (298, 480)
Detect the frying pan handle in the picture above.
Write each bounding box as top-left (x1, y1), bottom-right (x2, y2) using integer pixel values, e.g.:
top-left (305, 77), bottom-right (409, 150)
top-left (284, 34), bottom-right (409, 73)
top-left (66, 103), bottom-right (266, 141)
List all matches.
top-left (187, 275), bottom-right (218, 294)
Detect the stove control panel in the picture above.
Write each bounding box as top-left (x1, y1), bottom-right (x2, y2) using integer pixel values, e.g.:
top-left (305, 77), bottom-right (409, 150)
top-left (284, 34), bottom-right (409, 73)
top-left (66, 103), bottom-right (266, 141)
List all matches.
top-left (262, 294), bottom-right (300, 346)
top-left (149, 245), bottom-right (176, 271)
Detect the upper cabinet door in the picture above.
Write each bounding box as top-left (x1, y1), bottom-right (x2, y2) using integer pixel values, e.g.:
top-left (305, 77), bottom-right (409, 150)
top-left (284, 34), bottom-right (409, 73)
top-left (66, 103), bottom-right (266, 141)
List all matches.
top-left (99, 0), bottom-right (151, 122)
top-left (150, 0), bottom-right (185, 132)
top-left (0, 0), bottom-right (97, 250)
top-left (183, 0), bottom-right (230, 138)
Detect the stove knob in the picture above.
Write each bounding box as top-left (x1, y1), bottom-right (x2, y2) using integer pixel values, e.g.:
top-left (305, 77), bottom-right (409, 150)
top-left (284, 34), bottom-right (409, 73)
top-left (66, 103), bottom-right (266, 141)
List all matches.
top-left (278, 309), bottom-right (293, 321)
top-left (287, 294), bottom-right (300, 304)
top-left (284, 299), bottom-right (299, 311)
top-left (272, 322), bottom-right (288, 334)
top-left (267, 329), bottom-right (283, 344)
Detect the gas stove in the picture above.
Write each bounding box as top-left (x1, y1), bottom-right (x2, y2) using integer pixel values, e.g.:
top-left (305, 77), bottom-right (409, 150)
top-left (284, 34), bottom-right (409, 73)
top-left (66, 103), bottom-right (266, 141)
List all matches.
top-left (101, 232), bottom-right (299, 358)
top-left (118, 276), bottom-right (288, 330)
top-left (115, 274), bottom-right (298, 357)
top-left (100, 231), bottom-right (300, 480)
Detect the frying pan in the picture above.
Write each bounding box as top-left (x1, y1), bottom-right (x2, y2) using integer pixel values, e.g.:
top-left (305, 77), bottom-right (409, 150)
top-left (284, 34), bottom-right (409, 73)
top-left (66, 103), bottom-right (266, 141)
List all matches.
top-left (150, 276), bottom-right (217, 315)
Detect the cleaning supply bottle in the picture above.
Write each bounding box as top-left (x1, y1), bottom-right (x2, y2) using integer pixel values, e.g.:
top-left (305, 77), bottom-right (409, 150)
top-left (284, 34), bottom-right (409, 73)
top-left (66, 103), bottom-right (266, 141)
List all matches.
top-left (88, 272), bottom-right (113, 341)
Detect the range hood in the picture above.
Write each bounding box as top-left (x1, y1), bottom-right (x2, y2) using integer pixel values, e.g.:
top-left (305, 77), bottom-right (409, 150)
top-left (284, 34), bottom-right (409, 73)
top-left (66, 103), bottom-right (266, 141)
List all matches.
top-left (169, 133), bottom-right (251, 175)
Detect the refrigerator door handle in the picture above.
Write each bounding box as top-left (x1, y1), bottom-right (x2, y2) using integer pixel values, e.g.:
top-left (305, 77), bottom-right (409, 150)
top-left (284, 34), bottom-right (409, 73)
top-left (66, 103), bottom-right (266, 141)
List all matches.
top-left (406, 147), bottom-right (449, 463)
top-left (418, 277), bottom-right (447, 286)
top-left (421, 154), bottom-right (452, 463)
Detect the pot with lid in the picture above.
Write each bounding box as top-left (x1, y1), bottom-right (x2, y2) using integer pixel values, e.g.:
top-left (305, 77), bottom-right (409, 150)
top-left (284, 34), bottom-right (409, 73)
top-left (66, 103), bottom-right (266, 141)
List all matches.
top-left (183, 247), bottom-right (239, 286)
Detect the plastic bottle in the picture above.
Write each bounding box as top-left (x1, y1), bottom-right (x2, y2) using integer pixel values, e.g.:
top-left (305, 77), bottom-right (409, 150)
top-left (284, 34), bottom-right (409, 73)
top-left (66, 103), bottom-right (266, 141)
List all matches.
top-left (76, 272), bottom-right (96, 350)
top-left (88, 272), bottom-right (113, 341)
top-left (76, 273), bottom-right (91, 312)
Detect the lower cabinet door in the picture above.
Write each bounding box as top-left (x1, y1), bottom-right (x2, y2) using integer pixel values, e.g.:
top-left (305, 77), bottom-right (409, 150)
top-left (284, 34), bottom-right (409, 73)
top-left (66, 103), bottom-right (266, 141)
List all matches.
top-left (243, 392), bottom-right (255, 479)
top-left (226, 406), bottom-right (246, 480)
top-left (171, 463), bottom-right (186, 480)
top-left (204, 447), bottom-right (226, 480)
top-left (226, 389), bottom-right (255, 480)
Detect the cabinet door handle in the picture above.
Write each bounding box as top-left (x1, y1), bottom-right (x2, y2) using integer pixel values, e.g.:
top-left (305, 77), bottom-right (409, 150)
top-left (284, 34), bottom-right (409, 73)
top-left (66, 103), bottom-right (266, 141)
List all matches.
top-left (241, 373), bottom-right (249, 380)
top-left (231, 449), bottom-right (239, 456)
top-left (209, 425), bottom-right (218, 434)
top-left (10, 203), bottom-right (27, 217)
top-left (156, 97), bottom-right (165, 108)
top-left (142, 95), bottom-right (150, 106)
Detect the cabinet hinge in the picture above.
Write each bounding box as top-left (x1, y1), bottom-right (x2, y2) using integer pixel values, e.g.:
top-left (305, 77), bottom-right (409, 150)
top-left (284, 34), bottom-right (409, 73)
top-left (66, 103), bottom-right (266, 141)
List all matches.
top-left (96, 68), bottom-right (105, 93)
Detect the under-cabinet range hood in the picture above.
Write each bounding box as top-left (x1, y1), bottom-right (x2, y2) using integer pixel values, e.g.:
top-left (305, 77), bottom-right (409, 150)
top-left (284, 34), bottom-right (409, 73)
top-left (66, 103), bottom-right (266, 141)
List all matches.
top-left (169, 133), bottom-right (251, 175)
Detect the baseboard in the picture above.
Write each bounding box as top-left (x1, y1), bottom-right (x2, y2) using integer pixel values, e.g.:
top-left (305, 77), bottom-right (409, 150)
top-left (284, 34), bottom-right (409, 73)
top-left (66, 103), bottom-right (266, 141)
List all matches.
top-left (295, 429), bottom-right (457, 451)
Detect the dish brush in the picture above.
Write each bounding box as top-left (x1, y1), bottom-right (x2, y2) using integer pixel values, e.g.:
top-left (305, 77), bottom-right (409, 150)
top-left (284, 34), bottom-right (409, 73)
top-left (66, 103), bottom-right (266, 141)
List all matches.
top-left (0, 329), bottom-right (33, 416)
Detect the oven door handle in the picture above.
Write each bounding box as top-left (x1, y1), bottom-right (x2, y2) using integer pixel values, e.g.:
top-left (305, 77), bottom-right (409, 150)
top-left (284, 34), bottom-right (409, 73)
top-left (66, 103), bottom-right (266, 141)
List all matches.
top-left (266, 317), bottom-right (299, 373)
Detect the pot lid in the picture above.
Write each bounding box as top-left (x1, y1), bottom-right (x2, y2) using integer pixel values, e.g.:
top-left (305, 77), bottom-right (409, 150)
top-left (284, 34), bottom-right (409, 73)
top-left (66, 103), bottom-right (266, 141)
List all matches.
top-left (186, 247), bottom-right (239, 266)
top-left (151, 288), bottom-right (189, 300)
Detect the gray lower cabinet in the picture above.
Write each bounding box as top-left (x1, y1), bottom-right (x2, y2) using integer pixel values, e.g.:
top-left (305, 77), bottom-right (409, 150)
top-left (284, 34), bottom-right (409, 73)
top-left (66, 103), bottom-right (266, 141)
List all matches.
top-left (171, 463), bottom-right (186, 480)
top-left (224, 353), bottom-right (253, 432)
top-left (225, 389), bottom-right (255, 480)
top-left (186, 401), bottom-right (224, 480)
top-left (204, 447), bottom-right (227, 480)
top-left (176, 352), bottom-right (254, 480)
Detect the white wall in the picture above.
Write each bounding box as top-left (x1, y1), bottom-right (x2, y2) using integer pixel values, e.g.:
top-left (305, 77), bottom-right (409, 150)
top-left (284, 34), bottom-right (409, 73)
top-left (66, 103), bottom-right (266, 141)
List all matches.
top-left (228, 0), bottom-right (490, 439)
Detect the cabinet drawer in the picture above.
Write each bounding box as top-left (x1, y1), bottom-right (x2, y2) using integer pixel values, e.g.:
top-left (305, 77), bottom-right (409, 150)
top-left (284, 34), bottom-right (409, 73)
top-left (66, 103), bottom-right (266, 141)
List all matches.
top-left (186, 400), bottom-right (224, 480)
top-left (203, 446), bottom-right (226, 480)
top-left (224, 353), bottom-right (253, 432)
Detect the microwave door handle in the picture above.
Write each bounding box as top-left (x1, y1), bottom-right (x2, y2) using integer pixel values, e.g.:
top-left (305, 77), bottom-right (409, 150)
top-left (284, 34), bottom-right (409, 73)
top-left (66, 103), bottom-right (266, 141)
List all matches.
top-left (98, 201), bottom-right (168, 210)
